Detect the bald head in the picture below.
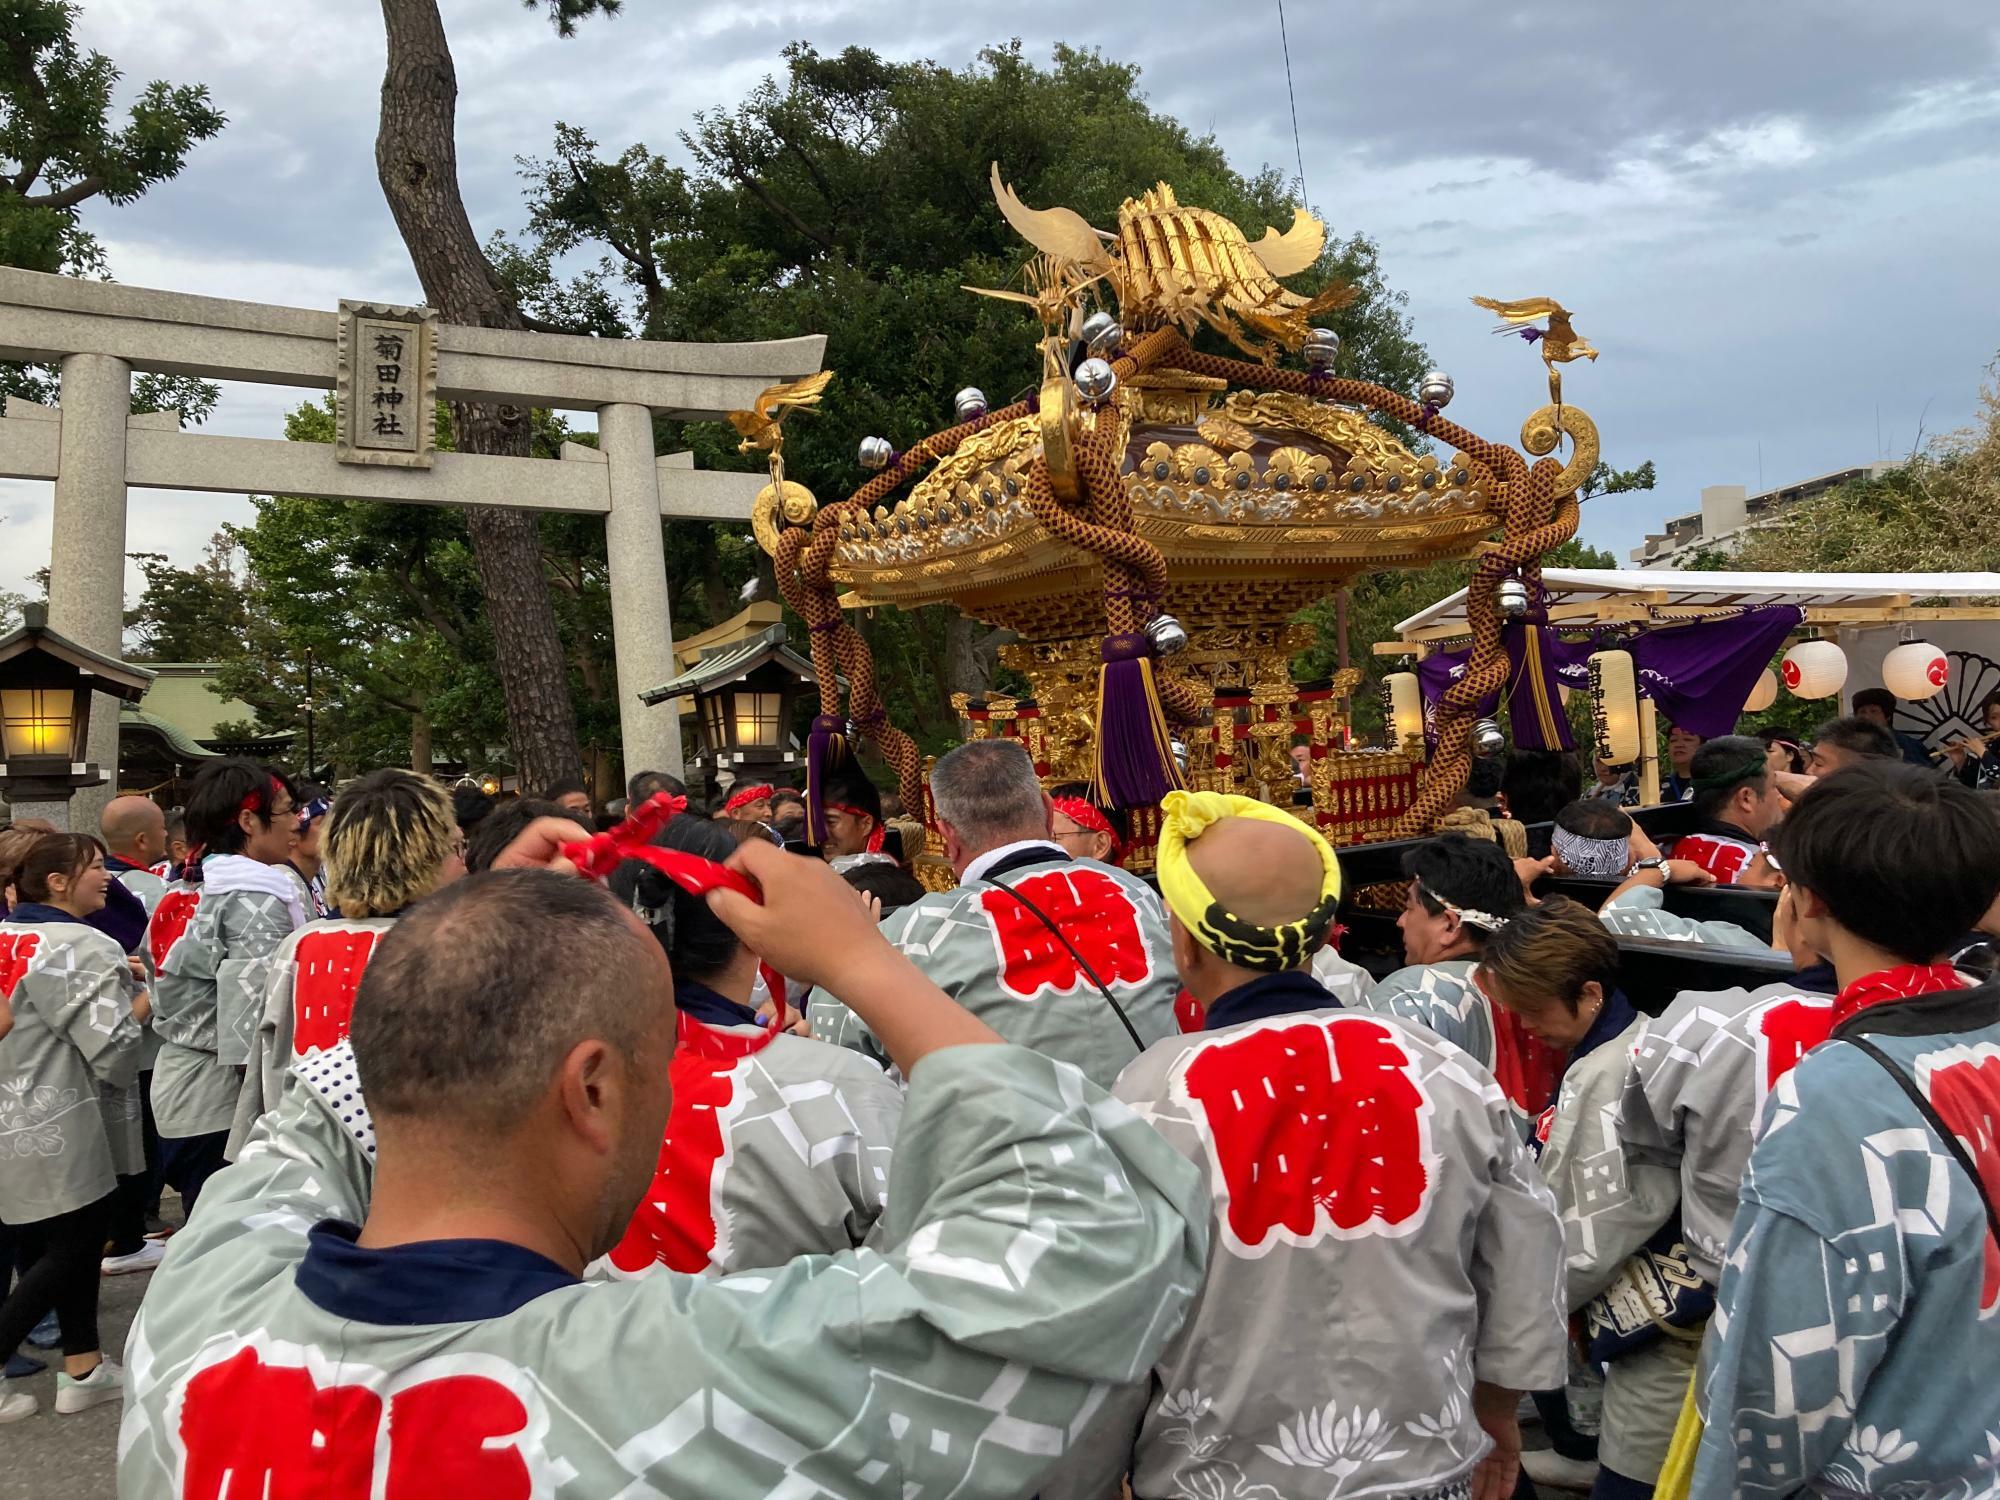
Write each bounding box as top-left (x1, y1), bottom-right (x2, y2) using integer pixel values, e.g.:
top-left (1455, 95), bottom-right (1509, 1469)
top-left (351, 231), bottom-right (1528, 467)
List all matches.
top-left (101, 796), bottom-right (166, 862)
top-left (1186, 815), bottom-right (1327, 933)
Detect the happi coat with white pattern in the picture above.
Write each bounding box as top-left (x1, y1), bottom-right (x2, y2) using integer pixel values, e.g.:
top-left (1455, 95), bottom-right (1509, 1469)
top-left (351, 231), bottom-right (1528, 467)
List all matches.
top-left (1617, 977), bottom-right (1840, 1284)
top-left (149, 876), bottom-right (301, 1139)
top-left (227, 915), bottom-right (400, 1158)
top-left (1533, 1002), bottom-right (1696, 1483)
top-left (0, 912), bottom-right (147, 1223)
top-left (1066, 975), bottom-right (1566, 1500)
top-left (595, 992), bottom-right (905, 1277)
top-left (1358, 960), bottom-right (1565, 1143)
top-left (117, 1040), bottom-right (1208, 1500)
top-left (812, 850), bottom-right (1178, 1090)
top-left (1693, 979), bottom-right (2000, 1497)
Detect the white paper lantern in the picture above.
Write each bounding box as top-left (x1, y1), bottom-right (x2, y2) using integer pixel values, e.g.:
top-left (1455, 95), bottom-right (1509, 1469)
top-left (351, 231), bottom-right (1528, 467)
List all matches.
top-left (1881, 640), bottom-right (1949, 702)
top-left (1381, 672), bottom-right (1424, 750)
top-left (1742, 667), bottom-right (1778, 714)
top-left (1587, 650), bottom-right (1641, 765)
top-left (1781, 639), bottom-right (1847, 700)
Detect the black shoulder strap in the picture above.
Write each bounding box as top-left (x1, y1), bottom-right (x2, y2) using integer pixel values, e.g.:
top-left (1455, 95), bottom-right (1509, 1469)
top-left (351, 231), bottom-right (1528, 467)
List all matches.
top-left (984, 874), bottom-right (1147, 1054)
top-left (1843, 1034), bottom-right (2000, 1254)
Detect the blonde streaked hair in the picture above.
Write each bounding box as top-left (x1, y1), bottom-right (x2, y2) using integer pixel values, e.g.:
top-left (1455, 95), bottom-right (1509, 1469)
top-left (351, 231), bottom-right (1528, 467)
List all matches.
top-left (322, 770), bottom-right (458, 918)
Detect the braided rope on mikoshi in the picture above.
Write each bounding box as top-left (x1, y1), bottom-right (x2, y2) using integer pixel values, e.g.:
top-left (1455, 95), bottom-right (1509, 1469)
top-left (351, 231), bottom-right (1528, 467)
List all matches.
top-left (776, 400), bottom-right (1032, 842)
top-left (1143, 335), bottom-right (1580, 834)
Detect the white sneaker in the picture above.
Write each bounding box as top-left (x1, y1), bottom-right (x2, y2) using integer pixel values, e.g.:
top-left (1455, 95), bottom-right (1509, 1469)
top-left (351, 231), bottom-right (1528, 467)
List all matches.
top-left (1519, 1448), bottom-right (1601, 1490)
top-left (55, 1358), bottom-right (122, 1415)
top-left (102, 1240), bottom-right (166, 1275)
top-left (0, 1390), bottom-right (37, 1424)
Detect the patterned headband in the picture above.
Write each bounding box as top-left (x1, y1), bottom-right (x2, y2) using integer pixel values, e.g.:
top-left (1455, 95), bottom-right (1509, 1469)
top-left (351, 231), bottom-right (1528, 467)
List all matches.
top-left (1551, 825), bottom-right (1631, 879)
top-left (1414, 877), bottom-right (1510, 933)
top-left (724, 784), bottom-right (775, 813)
top-left (1156, 790), bottom-right (1342, 973)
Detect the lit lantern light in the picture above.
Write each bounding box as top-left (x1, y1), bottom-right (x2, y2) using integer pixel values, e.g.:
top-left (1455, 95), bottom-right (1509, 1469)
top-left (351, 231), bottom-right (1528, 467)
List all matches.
top-left (1587, 649), bottom-right (1641, 764)
top-left (1381, 672), bottom-right (1424, 750)
top-left (1781, 639), bottom-right (1847, 700)
top-left (1742, 667), bottom-right (1778, 714)
top-left (1881, 640), bottom-right (1949, 702)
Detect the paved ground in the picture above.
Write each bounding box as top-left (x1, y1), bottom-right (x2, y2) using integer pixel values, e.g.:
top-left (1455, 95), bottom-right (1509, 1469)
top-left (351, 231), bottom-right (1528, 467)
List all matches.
top-left (6, 1257), bottom-right (146, 1499)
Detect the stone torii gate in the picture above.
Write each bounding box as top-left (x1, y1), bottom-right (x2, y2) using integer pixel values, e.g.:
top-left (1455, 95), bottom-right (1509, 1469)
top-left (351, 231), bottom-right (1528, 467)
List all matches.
top-left (0, 266), bottom-right (824, 821)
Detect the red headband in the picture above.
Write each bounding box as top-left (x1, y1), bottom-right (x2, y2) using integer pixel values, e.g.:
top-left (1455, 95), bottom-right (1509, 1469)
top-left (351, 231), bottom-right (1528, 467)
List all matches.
top-left (829, 803), bottom-right (886, 853)
top-left (239, 777), bottom-right (288, 815)
top-left (724, 784), bottom-right (775, 813)
top-left (1053, 797), bottom-right (1122, 864)
top-left (560, 792), bottom-right (782, 1051)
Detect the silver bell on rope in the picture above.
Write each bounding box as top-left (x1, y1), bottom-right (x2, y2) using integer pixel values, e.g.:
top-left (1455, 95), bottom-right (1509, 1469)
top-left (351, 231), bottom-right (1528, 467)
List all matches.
top-left (1417, 369), bottom-right (1455, 409)
top-left (1303, 327), bottom-right (1342, 373)
top-left (857, 436), bottom-right (893, 471)
top-left (953, 387), bottom-right (989, 422)
top-left (1074, 357), bottom-right (1118, 405)
top-left (1146, 613), bottom-right (1190, 656)
top-left (1472, 717), bottom-right (1506, 756)
top-left (1497, 577), bottom-right (1531, 619)
top-left (1080, 310), bottom-right (1124, 356)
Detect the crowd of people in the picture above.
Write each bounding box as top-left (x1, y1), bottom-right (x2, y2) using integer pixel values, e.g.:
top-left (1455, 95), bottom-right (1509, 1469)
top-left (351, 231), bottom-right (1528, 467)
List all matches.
top-left (0, 687), bottom-right (1995, 1499)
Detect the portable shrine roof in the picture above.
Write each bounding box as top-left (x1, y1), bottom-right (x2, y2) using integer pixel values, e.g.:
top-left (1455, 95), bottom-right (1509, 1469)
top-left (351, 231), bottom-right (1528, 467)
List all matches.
top-left (1385, 569), bottom-right (2000, 650)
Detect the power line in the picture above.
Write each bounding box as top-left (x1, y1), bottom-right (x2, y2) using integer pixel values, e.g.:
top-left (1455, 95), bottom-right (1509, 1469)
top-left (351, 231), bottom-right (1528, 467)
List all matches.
top-left (1276, 0), bottom-right (1308, 203)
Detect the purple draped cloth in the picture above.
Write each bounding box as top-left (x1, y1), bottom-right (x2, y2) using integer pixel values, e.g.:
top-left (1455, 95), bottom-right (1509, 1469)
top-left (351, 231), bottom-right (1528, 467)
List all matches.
top-left (1415, 606), bottom-right (1804, 747)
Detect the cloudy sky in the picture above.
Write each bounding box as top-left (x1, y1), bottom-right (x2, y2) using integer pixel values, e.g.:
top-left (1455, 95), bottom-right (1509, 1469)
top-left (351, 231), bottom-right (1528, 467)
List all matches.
top-left (7, 0), bottom-right (2000, 607)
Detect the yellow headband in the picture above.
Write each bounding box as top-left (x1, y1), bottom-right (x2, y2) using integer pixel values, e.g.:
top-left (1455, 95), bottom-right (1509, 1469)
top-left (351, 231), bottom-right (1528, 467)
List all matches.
top-left (1156, 790), bottom-right (1343, 972)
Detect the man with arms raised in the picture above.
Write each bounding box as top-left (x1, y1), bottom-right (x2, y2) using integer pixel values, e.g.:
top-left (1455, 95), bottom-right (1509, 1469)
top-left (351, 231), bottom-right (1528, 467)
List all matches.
top-left (119, 830), bottom-right (1207, 1498)
top-left (1061, 792), bottom-right (1564, 1500)
top-left (813, 740), bottom-right (1177, 1089)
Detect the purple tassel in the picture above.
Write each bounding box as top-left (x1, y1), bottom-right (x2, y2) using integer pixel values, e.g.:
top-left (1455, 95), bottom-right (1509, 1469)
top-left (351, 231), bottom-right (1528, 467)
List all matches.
top-left (1090, 633), bottom-right (1185, 811)
top-left (805, 713), bottom-right (847, 846)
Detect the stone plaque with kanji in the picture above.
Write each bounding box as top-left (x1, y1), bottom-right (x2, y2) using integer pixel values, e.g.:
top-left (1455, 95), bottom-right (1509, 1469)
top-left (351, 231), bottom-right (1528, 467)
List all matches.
top-left (335, 300), bottom-right (438, 467)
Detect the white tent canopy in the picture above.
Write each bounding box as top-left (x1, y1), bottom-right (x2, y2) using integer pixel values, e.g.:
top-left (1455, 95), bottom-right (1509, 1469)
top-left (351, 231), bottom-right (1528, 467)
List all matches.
top-left (1390, 568), bottom-right (2000, 646)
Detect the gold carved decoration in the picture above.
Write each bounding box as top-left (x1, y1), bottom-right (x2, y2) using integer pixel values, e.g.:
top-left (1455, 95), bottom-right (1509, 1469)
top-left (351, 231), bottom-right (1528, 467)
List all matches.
top-left (1520, 403), bottom-right (1601, 499)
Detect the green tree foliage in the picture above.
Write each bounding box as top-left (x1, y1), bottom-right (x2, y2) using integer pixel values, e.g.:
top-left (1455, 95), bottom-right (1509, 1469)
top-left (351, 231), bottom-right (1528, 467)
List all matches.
top-left (0, 0), bottom-right (226, 421)
top-left (1728, 371), bottom-right (2000, 575)
top-left (494, 42), bottom-right (1431, 744)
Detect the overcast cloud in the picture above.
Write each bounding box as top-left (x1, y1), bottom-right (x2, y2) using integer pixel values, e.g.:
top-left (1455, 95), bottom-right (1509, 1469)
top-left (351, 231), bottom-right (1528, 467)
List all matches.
top-left (7, 0), bottom-right (1999, 604)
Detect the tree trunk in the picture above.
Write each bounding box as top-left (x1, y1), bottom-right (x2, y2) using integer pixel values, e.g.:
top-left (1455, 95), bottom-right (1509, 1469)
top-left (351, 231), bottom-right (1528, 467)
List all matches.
top-left (945, 610), bottom-right (1010, 701)
top-left (375, 0), bottom-right (582, 792)
top-left (410, 709), bottom-right (434, 774)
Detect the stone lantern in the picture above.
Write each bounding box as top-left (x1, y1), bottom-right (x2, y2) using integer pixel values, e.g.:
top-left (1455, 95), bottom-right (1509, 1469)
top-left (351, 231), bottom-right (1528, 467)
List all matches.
top-left (0, 603), bottom-right (155, 828)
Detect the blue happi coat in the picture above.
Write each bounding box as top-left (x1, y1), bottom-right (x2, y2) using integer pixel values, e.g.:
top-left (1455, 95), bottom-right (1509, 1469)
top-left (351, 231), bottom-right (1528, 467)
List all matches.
top-left (1695, 979), bottom-right (2000, 1497)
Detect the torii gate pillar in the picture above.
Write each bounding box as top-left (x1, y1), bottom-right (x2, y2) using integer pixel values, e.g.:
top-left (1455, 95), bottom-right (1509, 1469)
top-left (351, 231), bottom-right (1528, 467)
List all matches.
top-left (46, 352), bottom-right (133, 829)
top-left (599, 401), bottom-right (683, 779)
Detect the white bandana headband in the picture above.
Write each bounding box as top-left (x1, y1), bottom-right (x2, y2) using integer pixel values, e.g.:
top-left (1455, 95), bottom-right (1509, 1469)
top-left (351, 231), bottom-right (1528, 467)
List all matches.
top-left (1415, 876), bottom-right (1510, 933)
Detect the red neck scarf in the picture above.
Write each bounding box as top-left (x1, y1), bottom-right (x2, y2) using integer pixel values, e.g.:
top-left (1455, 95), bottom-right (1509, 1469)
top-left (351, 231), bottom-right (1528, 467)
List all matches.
top-left (1832, 962), bottom-right (1970, 1029)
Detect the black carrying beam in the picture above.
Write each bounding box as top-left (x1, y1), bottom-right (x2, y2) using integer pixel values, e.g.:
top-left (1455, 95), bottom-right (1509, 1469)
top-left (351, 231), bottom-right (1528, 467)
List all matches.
top-left (1538, 875), bottom-right (1778, 943)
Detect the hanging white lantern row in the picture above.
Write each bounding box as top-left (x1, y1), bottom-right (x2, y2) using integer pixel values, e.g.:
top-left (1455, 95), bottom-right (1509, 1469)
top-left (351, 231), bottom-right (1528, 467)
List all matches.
top-left (1781, 639), bottom-right (1847, 700)
top-left (1882, 640), bottom-right (1949, 702)
top-left (1587, 649), bottom-right (1641, 764)
top-left (1742, 667), bottom-right (1778, 714)
top-left (1381, 672), bottom-right (1425, 751)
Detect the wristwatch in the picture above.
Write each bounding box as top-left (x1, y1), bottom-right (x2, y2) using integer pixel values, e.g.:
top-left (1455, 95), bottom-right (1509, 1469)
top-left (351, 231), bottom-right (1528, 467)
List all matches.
top-left (1632, 856), bottom-right (1669, 873)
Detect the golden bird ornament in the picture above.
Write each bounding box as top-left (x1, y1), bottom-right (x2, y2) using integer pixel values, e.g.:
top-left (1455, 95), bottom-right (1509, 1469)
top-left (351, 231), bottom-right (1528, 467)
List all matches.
top-left (1470, 296), bottom-right (1600, 366)
top-left (982, 164), bottom-right (1353, 363)
top-left (726, 370), bottom-right (836, 455)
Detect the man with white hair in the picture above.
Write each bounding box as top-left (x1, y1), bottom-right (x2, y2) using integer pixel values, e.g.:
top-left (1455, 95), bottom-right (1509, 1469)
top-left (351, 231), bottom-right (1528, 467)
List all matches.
top-left (811, 740), bottom-right (1177, 1088)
